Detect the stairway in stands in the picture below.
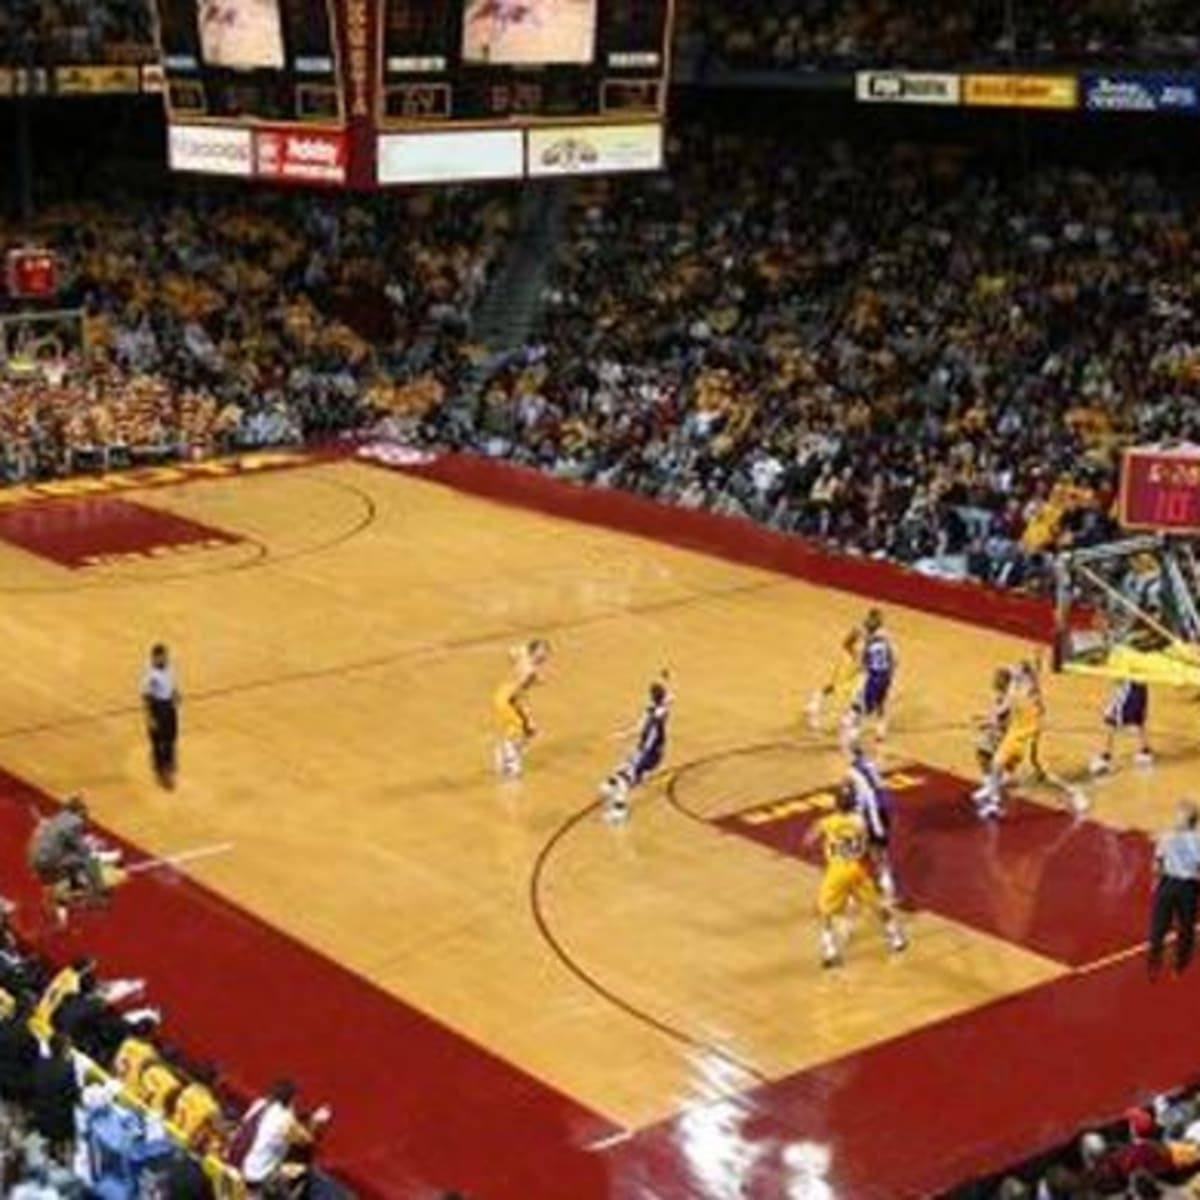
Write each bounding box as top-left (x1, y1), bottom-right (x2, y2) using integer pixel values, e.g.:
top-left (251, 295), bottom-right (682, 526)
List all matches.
top-left (471, 182), bottom-right (568, 353)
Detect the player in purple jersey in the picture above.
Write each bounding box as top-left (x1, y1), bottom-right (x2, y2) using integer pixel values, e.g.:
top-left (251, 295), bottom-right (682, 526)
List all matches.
top-left (600, 673), bottom-right (671, 825)
top-left (846, 742), bottom-right (898, 902)
top-left (841, 609), bottom-right (896, 749)
top-left (1090, 679), bottom-right (1154, 776)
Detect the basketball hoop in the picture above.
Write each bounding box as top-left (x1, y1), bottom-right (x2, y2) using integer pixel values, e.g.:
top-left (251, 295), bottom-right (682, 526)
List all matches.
top-left (1054, 534), bottom-right (1200, 688)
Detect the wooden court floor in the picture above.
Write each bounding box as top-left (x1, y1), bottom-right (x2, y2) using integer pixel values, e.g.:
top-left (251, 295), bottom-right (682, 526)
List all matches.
top-left (0, 456), bottom-right (1196, 1141)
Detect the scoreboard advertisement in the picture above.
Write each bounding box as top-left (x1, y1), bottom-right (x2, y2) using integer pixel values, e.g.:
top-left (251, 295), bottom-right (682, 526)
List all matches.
top-left (150, 0), bottom-right (673, 185)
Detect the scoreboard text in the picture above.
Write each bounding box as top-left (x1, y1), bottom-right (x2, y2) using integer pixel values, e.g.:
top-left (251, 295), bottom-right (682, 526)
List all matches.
top-left (1119, 448), bottom-right (1200, 535)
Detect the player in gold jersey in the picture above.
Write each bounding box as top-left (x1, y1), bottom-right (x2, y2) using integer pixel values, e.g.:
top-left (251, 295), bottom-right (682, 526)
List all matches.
top-left (805, 785), bottom-right (907, 968)
top-left (493, 639), bottom-right (550, 778)
top-left (806, 623), bottom-right (864, 732)
top-left (972, 656), bottom-right (1086, 818)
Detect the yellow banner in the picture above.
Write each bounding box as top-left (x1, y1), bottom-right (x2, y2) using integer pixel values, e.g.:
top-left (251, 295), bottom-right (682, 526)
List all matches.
top-left (54, 65), bottom-right (141, 95)
top-left (964, 73), bottom-right (1078, 110)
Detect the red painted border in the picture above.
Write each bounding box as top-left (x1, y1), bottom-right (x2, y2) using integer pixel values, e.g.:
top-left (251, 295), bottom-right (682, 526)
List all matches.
top-left (386, 452), bottom-right (1055, 643)
top-left (0, 769), bottom-right (615, 1200)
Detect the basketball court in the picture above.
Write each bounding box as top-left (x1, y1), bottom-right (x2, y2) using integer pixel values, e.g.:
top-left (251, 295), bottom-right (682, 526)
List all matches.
top-left (0, 449), bottom-right (1196, 1197)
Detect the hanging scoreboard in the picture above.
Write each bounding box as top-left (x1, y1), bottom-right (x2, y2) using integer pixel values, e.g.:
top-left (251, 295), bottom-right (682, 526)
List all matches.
top-left (149, 0), bottom-right (673, 185)
top-left (157, 1), bottom-right (341, 122)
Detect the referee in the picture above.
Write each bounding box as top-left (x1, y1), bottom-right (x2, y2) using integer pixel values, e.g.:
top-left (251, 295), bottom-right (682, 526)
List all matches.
top-left (1148, 800), bottom-right (1200, 979)
top-left (141, 643), bottom-right (180, 789)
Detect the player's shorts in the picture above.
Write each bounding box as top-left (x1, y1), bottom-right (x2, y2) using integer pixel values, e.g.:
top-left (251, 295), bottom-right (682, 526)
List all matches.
top-left (817, 861), bottom-right (879, 918)
top-left (1105, 682), bottom-right (1148, 729)
top-left (995, 726), bottom-right (1037, 773)
top-left (855, 672), bottom-right (892, 717)
top-left (492, 688), bottom-right (526, 740)
top-left (621, 743), bottom-right (664, 787)
top-left (829, 657), bottom-right (862, 704)
top-left (862, 802), bottom-right (891, 849)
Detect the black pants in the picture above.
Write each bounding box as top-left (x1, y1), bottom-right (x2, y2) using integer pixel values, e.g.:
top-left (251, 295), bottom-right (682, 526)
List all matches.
top-left (147, 699), bottom-right (178, 777)
top-left (1148, 876), bottom-right (1199, 974)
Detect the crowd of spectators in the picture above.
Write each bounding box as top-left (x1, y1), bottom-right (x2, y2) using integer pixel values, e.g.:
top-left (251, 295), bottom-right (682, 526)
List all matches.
top-left (5, 127), bottom-right (1200, 598)
top-left (0, 0), bottom-right (153, 67)
top-left (2, 0), bottom-right (1198, 72)
top-left (686, 0), bottom-right (1200, 71)
top-left (0, 182), bottom-right (513, 481)
top-left (0, 902), bottom-right (335, 1196)
top-left (418, 130), bottom-right (1200, 594)
top-left (971, 1099), bottom-right (1200, 1197)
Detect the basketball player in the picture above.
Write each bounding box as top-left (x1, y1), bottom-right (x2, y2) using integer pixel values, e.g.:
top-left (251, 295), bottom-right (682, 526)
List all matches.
top-left (493, 639), bottom-right (550, 778)
top-left (973, 662), bottom-right (1039, 819)
top-left (142, 643), bottom-right (180, 789)
top-left (1090, 679), bottom-right (1154, 776)
top-left (973, 665), bottom-right (1013, 791)
top-left (599, 672), bottom-right (671, 825)
top-left (841, 609), bottom-right (896, 749)
top-left (974, 657), bottom-right (1086, 817)
top-left (845, 741), bottom-right (898, 902)
top-left (806, 784), bottom-right (906, 968)
top-left (27, 797), bottom-right (125, 927)
top-left (806, 623), bottom-right (862, 731)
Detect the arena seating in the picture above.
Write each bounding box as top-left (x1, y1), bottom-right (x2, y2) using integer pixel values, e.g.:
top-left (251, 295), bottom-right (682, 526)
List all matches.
top-left (956, 1093), bottom-right (1200, 1197)
top-left (418, 129), bottom-right (1199, 596)
top-left (686, 0), bottom-right (1200, 71)
top-left (0, 0), bottom-right (154, 67)
top-left (0, 185), bottom-right (514, 481)
top-left (0, 920), bottom-right (340, 1197)
top-left (2, 0), bottom-right (1197, 72)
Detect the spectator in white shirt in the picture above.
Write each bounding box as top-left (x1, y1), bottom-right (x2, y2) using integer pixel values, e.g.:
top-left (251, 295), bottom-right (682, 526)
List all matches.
top-left (232, 1079), bottom-right (331, 1192)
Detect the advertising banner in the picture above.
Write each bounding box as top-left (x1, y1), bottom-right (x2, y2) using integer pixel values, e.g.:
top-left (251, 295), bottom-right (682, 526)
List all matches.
top-left (376, 129), bottom-right (525, 184)
top-left (855, 71), bottom-right (961, 105)
top-left (526, 123), bottom-right (664, 177)
top-left (964, 73), bottom-right (1078, 110)
top-left (254, 128), bottom-right (348, 185)
top-left (1081, 72), bottom-right (1200, 114)
top-left (54, 65), bottom-right (141, 95)
top-left (140, 63), bottom-right (165, 94)
top-left (168, 124), bottom-right (254, 177)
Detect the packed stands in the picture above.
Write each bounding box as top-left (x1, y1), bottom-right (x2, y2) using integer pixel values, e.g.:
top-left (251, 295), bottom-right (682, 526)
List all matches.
top-left (0, 911), bottom-right (336, 1196)
top-left (687, 0), bottom-right (1200, 70)
top-left (4, 0), bottom-right (1197, 72)
top-left (420, 129), bottom-right (1200, 594)
top-left (0, 184), bottom-right (514, 480)
top-left (7, 126), bottom-right (1200, 598)
top-left (959, 1096), bottom-right (1200, 1197)
top-left (0, 0), bottom-right (154, 67)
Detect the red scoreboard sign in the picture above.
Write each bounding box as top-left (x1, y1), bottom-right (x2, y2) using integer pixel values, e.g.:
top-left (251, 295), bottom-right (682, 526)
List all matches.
top-left (1119, 447), bottom-right (1200, 534)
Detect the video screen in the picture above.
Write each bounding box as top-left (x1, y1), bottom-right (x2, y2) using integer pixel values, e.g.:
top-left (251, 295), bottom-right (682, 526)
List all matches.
top-left (197, 0), bottom-right (286, 70)
top-left (461, 0), bottom-right (597, 66)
